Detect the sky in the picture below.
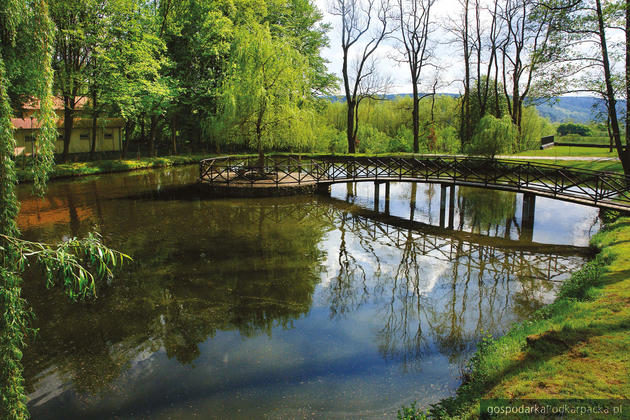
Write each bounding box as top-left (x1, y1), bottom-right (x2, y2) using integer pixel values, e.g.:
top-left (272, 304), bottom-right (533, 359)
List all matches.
top-left (313, 0), bottom-right (464, 95)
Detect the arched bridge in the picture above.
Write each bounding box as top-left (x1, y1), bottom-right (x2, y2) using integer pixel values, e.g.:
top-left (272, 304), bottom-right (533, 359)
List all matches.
top-left (199, 154), bottom-right (630, 211)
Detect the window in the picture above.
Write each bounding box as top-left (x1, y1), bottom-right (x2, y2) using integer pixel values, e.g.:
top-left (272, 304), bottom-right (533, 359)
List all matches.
top-left (80, 131), bottom-right (89, 140)
top-left (58, 133), bottom-right (64, 141)
top-left (104, 131), bottom-right (113, 139)
top-left (25, 135), bottom-right (35, 143)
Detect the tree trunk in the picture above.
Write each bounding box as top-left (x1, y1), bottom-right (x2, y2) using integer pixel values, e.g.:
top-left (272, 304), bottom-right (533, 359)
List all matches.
top-left (89, 93), bottom-right (97, 161)
top-left (122, 119), bottom-right (134, 159)
top-left (412, 82), bottom-right (420, 153)
top-left (595, 0), bottom-right (629, 173)
top-left (149, 115), bottom-right (158, 157)
top-left (171, 117), bottom-right (177, 155)
top-left (89, 113), bottom-right (97, 161)
top-left (62, 96), bottom-right (74, 162)
top-left (140, 114), bottom-right (146, 147)
top-left (347, 100), bottom-right (356, 153)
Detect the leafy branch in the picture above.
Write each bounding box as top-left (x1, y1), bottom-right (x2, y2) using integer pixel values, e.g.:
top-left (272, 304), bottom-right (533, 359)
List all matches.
top-left (0, 233), bottom-right (131, 300)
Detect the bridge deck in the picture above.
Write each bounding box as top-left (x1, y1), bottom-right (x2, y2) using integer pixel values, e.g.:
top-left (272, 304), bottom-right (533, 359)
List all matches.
top-left (199, 155), bottom-right (630, 211)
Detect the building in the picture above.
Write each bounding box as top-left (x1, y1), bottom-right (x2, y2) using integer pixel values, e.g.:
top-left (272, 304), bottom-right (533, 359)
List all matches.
top-left (11, 97), bottom-right (123, 156)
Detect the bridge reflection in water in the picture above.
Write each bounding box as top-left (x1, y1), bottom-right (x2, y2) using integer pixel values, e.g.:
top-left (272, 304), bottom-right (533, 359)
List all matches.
top-left (348, 180), bottom-right (538, 239)
top-left (320, 181), bottom-right (591, 370)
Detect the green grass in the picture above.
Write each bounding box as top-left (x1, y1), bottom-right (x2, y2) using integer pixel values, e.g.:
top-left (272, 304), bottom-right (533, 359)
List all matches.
top-left (503, 158), bottom-right (624, 174)
top-left (16, 154), bottom-right (212, 182)
top-left (402, 216), bottom-right (630, 419)
top-left (557, 132), bottom-right (625, 145)
top-left (515, 146), bottom-right (618, 158)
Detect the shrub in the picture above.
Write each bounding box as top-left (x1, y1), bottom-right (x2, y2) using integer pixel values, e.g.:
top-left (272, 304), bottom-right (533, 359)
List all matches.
top-left (466, 114), bottom-right (517, 158)
top-left (557, 122), bottom-right (592, 137)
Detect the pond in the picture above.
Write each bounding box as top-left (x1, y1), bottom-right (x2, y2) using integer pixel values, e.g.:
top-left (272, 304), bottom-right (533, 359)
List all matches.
top-left (17, 165), bottom-right (600, 419)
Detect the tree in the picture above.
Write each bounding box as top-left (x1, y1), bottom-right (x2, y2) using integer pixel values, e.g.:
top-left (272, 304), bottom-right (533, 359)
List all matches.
top-left (331, 0), bottom-right (393, 153)
top-left (498, 0), bottom-right (556, 138)
top-left (95, 0), bottom-right (170, 158)
top-left (50, 0), bottom-right (101, 162)
top-left (395, 0), bottom-right (435, 153)
top-left (544, 0), bottom-right (630, 174)
top-left (447, 0), bottom-right (474, 146)
top-left (466, 114), bottom-right (517, 157)
top-left (1, 2), bottom-right (127, 418)
top-left (209, 25), bottom-right (315, 168)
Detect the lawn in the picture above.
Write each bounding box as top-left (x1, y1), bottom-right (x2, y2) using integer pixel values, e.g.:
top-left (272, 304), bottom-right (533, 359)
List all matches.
top-left (514, 146), bottom-right (618, 158)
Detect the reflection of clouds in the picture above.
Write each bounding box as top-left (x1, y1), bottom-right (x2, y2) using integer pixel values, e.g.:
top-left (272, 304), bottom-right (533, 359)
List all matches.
top-left (413, 254), bottom-right (449, 296)
top-left (28, 368), bottom-right (70, 407)
top-left (531, 196), bottom-right (600, 246)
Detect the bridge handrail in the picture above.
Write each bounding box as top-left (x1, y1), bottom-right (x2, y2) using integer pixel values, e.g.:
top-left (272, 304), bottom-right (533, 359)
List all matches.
top-left (198, 154), bottom-right (630, 210)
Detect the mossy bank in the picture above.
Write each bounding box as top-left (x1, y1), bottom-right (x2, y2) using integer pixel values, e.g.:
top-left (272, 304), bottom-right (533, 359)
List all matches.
top-left (16, 155), bottom-right (210, 183)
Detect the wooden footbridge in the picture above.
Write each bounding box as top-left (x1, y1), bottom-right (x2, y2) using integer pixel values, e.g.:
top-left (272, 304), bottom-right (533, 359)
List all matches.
top-left (199, 155), bottom-right (630, 211)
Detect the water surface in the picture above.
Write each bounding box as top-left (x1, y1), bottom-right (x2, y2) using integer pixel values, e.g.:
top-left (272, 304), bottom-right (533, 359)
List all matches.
top-left (17, 166), bottom-right (599, 419)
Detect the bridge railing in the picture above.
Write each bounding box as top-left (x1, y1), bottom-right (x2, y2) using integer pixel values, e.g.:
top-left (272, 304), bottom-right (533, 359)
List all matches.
top-left (199, 154), bottom-right (630, 210)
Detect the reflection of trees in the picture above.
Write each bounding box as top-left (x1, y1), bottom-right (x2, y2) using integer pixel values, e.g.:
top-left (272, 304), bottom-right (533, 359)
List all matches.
top-left (22, 194), bottom-right (329, 394)
top-left (321, 207), bottom-right (587, 372)
top-left (457, 187), bottom-right (517, 236)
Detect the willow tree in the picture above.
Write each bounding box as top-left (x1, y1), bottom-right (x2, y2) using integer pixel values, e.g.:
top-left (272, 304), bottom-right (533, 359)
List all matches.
top-left (1, 2), bottom-right (126, 418)
top-left (210, 25), bottom-right (315, 168)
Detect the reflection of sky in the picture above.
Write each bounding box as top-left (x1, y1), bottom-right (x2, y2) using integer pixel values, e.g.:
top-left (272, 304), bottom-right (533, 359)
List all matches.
top-left (22, 171), bottom-right (598, 419)
top-left (331, 182), bottom-right (600, 247)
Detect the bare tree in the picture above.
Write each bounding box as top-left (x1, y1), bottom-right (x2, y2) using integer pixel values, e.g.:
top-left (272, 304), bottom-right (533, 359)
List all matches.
top-left (446, 0), bottom-right (474, 146)
top-left (498, 0), bottom-right (555, 138)
top-left (395, 0), bottom-right (435, 153)
top-left (539, 0), bottom-right (629, 173)
top-left (331, 0), bottom-right (393, 153)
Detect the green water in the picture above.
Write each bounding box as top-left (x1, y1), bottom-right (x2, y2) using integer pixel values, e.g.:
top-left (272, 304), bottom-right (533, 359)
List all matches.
top-left (17, 165), bottom-right (599, 419)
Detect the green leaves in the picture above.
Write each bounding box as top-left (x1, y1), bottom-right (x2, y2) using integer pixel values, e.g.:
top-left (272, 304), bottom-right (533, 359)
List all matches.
top-left (209, 24), bottom-right (317, 154)
top-left (0, 233), bottom-right (131, 301)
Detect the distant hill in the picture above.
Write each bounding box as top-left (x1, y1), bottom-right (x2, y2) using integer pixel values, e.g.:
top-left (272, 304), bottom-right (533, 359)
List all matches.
top-left (326, 94), bottom-right (625, 124)
top-left (533, 97), bottom-right (624, 123)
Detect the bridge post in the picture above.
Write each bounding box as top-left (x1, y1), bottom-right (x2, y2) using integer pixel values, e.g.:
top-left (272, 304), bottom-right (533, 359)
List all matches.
top-left (374, 181), bottom-right (380, 212)
top-left (315, 183), bottom-right (330, 196)
top-left (384, 181), bottom-right (391, 215)
top-left (448, 185), bottom-right (455, 229)
top-left (410, 183), bottom-right (417, 221)
top-left (346, 182), bottom-right (355, 201)
top-left (439, 184), bottom-right (447, 228)
top-left (521, 192), bottom-right (536, 242)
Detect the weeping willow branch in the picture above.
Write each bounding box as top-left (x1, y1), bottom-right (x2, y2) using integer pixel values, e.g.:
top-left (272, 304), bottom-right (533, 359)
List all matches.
top-left (0, 233), bottom-right (131, 300)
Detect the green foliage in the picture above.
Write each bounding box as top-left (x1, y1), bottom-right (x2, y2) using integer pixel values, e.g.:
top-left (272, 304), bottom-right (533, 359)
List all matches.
top-left (466, 115), bottom-right (518, 157)
top-left (318, 95), bottom-right (463, 154)
top-left (1, 233), bottom-right (131, 300)
top-left (1, 2), bottom-right (131, 418)
top-left (397, 402), bottom-right (428, 419)
top-left (557, 255), bottom-right (607, 301)
top-left (557, 122), bottom-right (593, 136)
top-left (209, 24), bottom-right (316, 157)
top-left (519, 106), bottom-right (555, 151)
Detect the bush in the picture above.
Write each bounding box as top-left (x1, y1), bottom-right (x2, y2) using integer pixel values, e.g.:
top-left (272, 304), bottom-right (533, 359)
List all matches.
top-left (466, 114), bottom-right (517, 158)
top-left (557, 122), bottom-right (592, 137)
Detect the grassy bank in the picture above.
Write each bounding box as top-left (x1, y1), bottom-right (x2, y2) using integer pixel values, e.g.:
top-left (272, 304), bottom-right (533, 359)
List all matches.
top-left (402, 216), bottom-right (630, 419)
top-left (16, 154), bottom-right (211, 182)
top-left (515, 146), bottom-right (618, 158)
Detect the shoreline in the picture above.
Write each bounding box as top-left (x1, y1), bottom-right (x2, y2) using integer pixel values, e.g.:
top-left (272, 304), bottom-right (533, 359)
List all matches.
top-left (408, 213), bottom-right (629, 419)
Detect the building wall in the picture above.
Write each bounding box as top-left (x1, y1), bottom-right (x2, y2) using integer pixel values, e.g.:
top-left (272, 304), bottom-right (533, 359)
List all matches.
top-left (14, 126), bottom-right (122, 155)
